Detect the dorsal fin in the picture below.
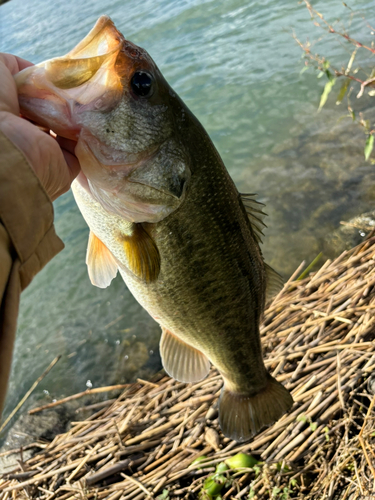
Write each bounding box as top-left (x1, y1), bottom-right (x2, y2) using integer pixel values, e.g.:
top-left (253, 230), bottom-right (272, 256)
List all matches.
top-left (265, 263), bottom-right (284, 302)
top-left (86, 231), bottom-right (118, 288)
top-left (240, 194), bottom-right (283, 301)
top-left (240, 193), bottom-right (267, 243)
top-left (122, 224), bottom-right (160, 283)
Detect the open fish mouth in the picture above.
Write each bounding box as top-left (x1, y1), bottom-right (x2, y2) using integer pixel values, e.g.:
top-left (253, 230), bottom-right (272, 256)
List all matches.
top-left (14, 16), bottom-right (128, 139)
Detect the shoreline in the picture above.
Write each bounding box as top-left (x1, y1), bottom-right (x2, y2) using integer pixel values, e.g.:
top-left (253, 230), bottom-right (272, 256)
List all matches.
top-left (1, 235), bottom-right (375, 498)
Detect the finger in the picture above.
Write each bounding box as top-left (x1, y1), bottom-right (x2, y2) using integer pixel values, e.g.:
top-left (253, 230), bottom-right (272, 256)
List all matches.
top-left (0, 53), bottom-right (34, 75)
top-left (56, 135), bottom-right (78, 155)
top-left (61, 149), bottom-right (81, 183)
top-left (14, 55), bottom-right (34, 72)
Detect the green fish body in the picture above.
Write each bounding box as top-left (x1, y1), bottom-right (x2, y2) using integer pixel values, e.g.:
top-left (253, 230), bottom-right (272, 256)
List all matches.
top-left (15, 16), bottom-right (293, 441)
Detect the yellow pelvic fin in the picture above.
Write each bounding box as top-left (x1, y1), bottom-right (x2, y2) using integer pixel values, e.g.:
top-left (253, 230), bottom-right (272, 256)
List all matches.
top-left (160, 328), bottom-right (210, 383)
top-left (218, 373), bottom-right (293, 443)
top-left (86, 231), bottom-right (118, 288)
top-left (122, 224), bottom-right (160, 283)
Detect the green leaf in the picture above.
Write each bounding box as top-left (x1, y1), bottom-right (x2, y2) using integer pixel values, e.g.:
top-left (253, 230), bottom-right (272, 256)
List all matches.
top-left (365, 134), bottom-right (374, 161)
top-left (204, 475), bottom-right (226, 497)
top-left (281, 488), bottom-right (290, 500)
top-left (318, 78), bottom-right (336, 111)
top-left (324, 428), bottom-right (330, 442)
top-left (156, 490), bottom-right (170, 500)
top-left (276, 462), bottom-right (291, 472)
top-left (310, 422), bottom-right (318, 431)
top-left (300, 65), bottom-right (309, 75)
top-left (215, 462), bottom-right (229, 474)
top-left (225, 453), bottom-right (259, 469)
top-left (345, 49), bottom-right (357, 74)
top-left (325, 69), bottom-right (335, 82)
top-left (248, 489), bottom-right (256, 499)
top-left (272, 487), bottom-right (281, 498)
top-left (253, 464), bottom-right (261, 476)
top-left (336, 79), bottom-right (350, 105)
top-left (297, 253), bottom-right (322, 281)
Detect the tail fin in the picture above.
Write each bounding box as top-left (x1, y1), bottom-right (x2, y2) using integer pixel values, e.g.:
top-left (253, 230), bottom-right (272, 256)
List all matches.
top-left (218, 374), bottom-right (293, 442)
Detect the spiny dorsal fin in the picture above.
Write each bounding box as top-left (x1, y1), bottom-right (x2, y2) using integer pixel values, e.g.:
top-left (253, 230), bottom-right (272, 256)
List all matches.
top-left (240, 194), bottom-right (283, 300)
top-left (122, 224), bottom-right (160, 283)
top-left (86, 231), bottom-right (118, 288)
top-left (160, 328), bottom-right (210, 383)
top-left (240, 193), bottom-right (267, 243)
top-left (265, 263), bottom-right (284, 302)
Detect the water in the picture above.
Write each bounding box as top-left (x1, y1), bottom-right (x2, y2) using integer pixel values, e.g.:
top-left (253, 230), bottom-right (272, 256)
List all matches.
top-left (0, 0), bottom-right (374, 426)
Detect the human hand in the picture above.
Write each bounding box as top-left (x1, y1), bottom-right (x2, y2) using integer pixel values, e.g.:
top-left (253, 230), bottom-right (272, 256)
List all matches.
top-left (0, 53), bottom-right (80, 201)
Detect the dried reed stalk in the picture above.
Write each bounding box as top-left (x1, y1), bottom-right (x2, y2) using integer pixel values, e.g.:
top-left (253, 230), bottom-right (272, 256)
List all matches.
top-left (2, 237), bottom-right (375, 499)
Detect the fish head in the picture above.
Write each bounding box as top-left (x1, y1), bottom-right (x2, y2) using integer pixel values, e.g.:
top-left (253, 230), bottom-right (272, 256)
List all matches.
top-left (15, 16), bottom-right (190, 222)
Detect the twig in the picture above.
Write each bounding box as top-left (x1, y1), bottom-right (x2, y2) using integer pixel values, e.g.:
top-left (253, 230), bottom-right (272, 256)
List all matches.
top-left (29, 384), bottom-right (131, 414)
top-left (0, 356), bottom-right (61, 434)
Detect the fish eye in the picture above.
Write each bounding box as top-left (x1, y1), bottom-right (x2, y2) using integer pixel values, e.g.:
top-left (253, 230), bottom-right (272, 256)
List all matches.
top-left (130, 71), bottom-right (153, 97)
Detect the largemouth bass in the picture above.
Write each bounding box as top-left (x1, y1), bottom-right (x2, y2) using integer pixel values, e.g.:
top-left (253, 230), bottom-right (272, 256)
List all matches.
top-left (15, 16), bottom-right (293, 442)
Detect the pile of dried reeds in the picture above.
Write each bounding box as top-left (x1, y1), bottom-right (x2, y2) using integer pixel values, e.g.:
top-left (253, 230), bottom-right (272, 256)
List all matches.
top-left (1, 236), bottom-right (375, 500)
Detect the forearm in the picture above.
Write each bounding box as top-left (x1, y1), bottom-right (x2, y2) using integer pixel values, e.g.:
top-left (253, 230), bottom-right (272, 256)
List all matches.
top-left (0, 130), bottom-right (64, 416)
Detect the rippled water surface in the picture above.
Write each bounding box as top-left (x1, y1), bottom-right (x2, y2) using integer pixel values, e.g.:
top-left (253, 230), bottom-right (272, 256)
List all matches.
top-left (0, 0), bottom-right (374, 423)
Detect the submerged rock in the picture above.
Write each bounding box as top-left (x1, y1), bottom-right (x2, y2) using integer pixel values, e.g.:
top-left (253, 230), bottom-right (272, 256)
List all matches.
top-left (0, 406), bottom-right (72, 473)
top-left (324, 211), bottom-right (375, 257)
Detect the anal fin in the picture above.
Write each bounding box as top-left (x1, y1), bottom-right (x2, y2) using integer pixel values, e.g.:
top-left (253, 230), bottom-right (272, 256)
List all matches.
top-left (86, 231), bottom-right (118, 288)
top-left (160, 328), bottom-right (210, 383)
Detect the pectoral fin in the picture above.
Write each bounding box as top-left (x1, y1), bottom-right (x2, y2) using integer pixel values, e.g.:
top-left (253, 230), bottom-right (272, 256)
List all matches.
top-left (122, 224), bottom-right (160, 283)
top-left (160, 328), bottom-right (210, 383)
top-left (86, 231), bottom-right (118, 288)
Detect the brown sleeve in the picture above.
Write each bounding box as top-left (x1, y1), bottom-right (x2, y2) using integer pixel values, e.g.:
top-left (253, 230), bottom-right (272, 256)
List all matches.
top-left (0, 130), bottom-right (64, 416)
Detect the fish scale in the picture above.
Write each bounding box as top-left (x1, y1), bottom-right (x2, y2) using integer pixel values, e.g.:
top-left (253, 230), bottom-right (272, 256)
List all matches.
top-left (15, 15), bottom-right (293, 442)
